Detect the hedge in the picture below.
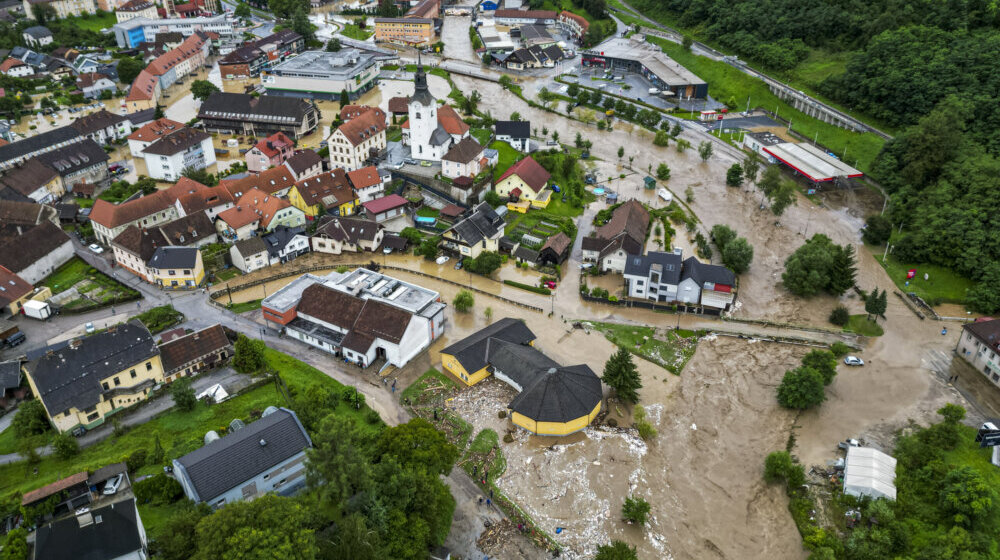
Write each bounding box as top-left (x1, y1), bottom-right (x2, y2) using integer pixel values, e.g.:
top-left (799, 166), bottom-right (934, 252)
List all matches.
top-left (503, 280), bottom-right (551, 295)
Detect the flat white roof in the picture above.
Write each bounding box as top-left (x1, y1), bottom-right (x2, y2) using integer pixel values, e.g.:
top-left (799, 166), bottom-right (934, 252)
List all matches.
top-left (844, 446), bottom-right (896, 501)
top-left (762, 142), bottom-right (863, 183)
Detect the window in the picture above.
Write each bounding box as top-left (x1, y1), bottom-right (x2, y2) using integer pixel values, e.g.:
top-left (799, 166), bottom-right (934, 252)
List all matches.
top-left (114, 377), bottom-right (120, 386)
top-left (102, 382), bottom-right (109, 390)
top-left (87, 412), bottom-right (100, 422)
top-left (146, 362), bottom-right (153, 371)
top-left (130, 369), bottom-right (137, 378)
top-left (184, 269), bottom-right (190, 275)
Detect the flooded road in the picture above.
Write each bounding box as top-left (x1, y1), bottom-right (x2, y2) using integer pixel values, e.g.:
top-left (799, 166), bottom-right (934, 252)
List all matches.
top-left (441, 16), bottom-right (479, 64)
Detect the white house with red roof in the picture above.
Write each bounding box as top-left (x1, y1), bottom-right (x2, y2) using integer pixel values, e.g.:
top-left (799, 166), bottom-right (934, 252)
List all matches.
top-left (245, 132), bottom-right (295, 173)
top-left (347, 165), bottom-right (387, 203)
top-left (494, 156), bottom-right (551, 207)
top-left (362, 194), bottom-right (409, 223)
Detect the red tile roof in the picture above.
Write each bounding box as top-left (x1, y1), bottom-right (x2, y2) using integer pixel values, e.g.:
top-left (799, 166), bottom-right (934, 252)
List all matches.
top-left (90, 190), bottom-right (175, 229)
top-left (126, 69), bottom-right (159, 102)
top-left (436, 104), bottom-right (469, 136)
top-left (0, 59), bottom-right (24, 73)
top-left (176, 185), bottom-right (235, 214)
top-left (0, 265), bottom-right (33, 305)
top-left (347, 166), bottom-right (381, 191)
top-left (218, 188), bottom-right (294, 229)
top-left (388, 96), bottom-right (409, 114)
top-left (21, 472), bottom-right (89, 506)
top-left (220, 166), bottom-right (297, 197)
top-left (494, 9), bottom-right (557, 19)
top-left (340, 105), bottom-right (386, 122)
top-left (559, 10), bottom-right (590, 31)
top-left (334, 109), bottom-right (387, 147)
top-left (128, 118), bottom-right (183, 142)
top-left (362, 194), bottom-right (408, 215)
top-left (251, 132), bottom-right (294, 159)
top-left (497, 156), bottom-right (550, 193)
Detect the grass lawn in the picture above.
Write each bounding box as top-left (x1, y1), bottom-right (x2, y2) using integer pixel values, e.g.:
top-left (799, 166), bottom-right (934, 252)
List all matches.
top-left (0, 348), bottom-right (378, 507)
top-left (129, 305), bottom-right (184, 334)
top-left (40, 257), bottom-right (92, 294)
top-left (215, 268), bottom-right (241, 282)
top-left (870, 247), bottom-right (973, 306)
top-left (227, 299), bottom-right (261, 314)
top-left (67, 11), bottom-right (116, 32)
top-left (416, 207), bottom-right (440, 218)
top-left (387, 126), bottom-right (403, 142)
top-left (400, 368), bottom-right (460, 406)
top-left (461, 429), bottom-right (505, 485)
top-left (490, 140), bottom-right (521, 181)
top-left (340, 23), bottom-right (373, 41)
top-left (587, 321), bottom-right (699, 375)
top-left (644, 35), bottom-right (886, 172)
top-left (471, 128), bottom-right (491, 145)
top-left (845, 315), bottom-right (884, 337)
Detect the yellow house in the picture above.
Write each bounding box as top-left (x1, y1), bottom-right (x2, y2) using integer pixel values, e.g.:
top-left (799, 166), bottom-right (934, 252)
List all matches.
top-left (0, 266), bottom-right (49, 316)
top-left (288, 170), bottom-right (359, 218)
top-left (495, 156), bottom-right (551, 208)
top-left (24, 322), bottom-right (165, 433)
top-left (147, 247), bottom-right (205, 289)
top-left (441, 318), bottom-right (604, 437)
top-left (440, 201), bottom-right (505, 259)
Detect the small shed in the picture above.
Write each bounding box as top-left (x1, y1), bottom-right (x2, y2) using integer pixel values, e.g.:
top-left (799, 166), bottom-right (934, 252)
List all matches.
top-left (440, 204), bottom-right (465, 220)
top-left (513, 245), bottom-right (538, 264)
top-left (643, 176), bottom-right (656, 189)
top-left (381, 234), bottom-right (410, 253)
top-left (844, 446), bottom-right (897, 501)
top-left (538, 232), bottom-right (570, 265)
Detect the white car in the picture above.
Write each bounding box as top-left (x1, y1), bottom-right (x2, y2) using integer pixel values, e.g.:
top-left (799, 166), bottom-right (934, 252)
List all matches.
top-left (658, 188), bottom-right (673, 203)
top-left (383, 247), bottom-right (393, 254)
top-left (579, 263), bottom-right (594, 270)
top-left (85, 322), bottom-right (95, 334)
top-left (88, 243), bottom-right (103, 254)
top-left (844, 356), bottom-right (864, 366)
top-left (102, 473), bottom-right (123, 495)
top-left (435, 256), bottom-right (450, 265)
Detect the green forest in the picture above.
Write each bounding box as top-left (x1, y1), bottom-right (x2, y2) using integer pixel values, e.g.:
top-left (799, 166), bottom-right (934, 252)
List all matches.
top-left (627, 0), bottom-right (1000, 312)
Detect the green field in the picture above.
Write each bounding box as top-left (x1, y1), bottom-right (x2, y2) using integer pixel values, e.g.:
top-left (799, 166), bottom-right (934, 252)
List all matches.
top-left (1, 348), bottom-right (376, 504)
top-left (40, 257), bottom-right (93, 294)
top-left (845, 314), bottom-right (884, 337)
top-left (489, 140), bottom-right (521, 181)
top-left (643, 36), bottom-right (886, 172)
top-left (227, 299), bottom-right (262, 314)
top-left (67, 11), bottom-right (116, 32)
top-left (340, 22), bottom-right (373, 41)
top-left (586, 320), bottom-right (699, 375)
top-left (471, 128), bottom-right (491, 145)
top-left (416, 207), bottom-right (440, 218)
top-left (870, 247), bottom-right (974, 306)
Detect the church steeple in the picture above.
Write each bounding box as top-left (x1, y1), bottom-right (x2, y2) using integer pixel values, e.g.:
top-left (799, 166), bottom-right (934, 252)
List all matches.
top-left (412, 53), bottom-right (434, 107)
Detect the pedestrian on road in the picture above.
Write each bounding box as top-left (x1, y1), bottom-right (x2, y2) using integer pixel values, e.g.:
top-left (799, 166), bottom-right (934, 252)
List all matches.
top-left (473, 465), bottom-right (478, 477)
top-left (478, 496), bottom-right (483, 507)
top-left (486, 498), bottom-right (491, 508)
top-left (490, 488), bottom-right (493, 500)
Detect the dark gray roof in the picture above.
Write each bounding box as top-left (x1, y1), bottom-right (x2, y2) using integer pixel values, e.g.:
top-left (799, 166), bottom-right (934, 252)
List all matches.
top-left (429, 123), bottom-right (452, 147)
top-left (34, 498), bottom-right (144, 560)
top-left (87, 462), bottom-right (126, 486)
top-left (513, 246), bottom-right (538, 263)
top-left (681, 256), bottom-right (735, 287)
top-left (624, 251), bottom-right (682, 284)
top-left (507, 362), bottom-right (602, 423)
top-left (199, 93), bottom-right (315, 124)
top-left (142, 128), bottom-right (210, 156)
top-left (233, 236), bottom-right (268, 257)
top-left (69, 109), bottom-right (129, 136)
top-left (126, 108), bottom-right (156, 127)
top-left (23, 26), bottom-right (51, 38)
top-left (36, 140), bottom-right (109, 177)
top-left (441, 317), bottom-right (536, 374)
top-left (448, 202), bottom-right (504, 246)
top-left (495, 120), bottom-right (529, 139)
top-left (381, 233), bottom-right (408, 250)
top-left (263, 225), bottom-right (305, 258)
top-left (0, 126), bottom-right (82, 165)
top-left (284, 149), bottom-right (321, 175)
top-left (173, 408), bottom-right (311, 502)
top-left (411, 63), bottom-right (434, 107)
top-left (148, 246), bottom-right (198, 269)
top-left (965, 319), bottom-right (1000, 353)
top-left (28, 321), bottom-right (159, 416)
top-left (0, 360), bottom-right (20, 392)
top-left (442, 136), bottom-right (483, 164)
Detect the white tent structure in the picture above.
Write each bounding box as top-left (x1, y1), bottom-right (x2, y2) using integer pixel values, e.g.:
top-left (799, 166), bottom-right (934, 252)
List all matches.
top-left (844, 446), bottom-right (897, 500)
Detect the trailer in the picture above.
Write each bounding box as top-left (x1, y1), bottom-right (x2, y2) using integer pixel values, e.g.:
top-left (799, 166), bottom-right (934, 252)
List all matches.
top-left (22, 300), bottom-right (52, 320)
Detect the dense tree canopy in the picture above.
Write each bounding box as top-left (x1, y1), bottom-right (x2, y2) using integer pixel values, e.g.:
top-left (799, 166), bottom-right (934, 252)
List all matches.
top-left (782, 234), bottom-right (856, 297)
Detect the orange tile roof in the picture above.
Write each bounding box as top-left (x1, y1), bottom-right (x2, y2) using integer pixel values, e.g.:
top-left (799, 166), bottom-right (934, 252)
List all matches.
top-left (126, 69), bottom-right (160, 102)
top-left (90, 190), bottom-right (175, 229)
top-left (334, 109), bottom-right (387, 147)
top-left (497, 156), bottom-right (550, 193)
top-left (559, 10), bottom-right (590, 30)
top-left (220, 166), bottom-right (296, 198)
top-left (128, 118), bottom-right (184, 142)
top-left (347, 166), bottom-right (381, 190)
top-left (437, 104), bottom-right (469, 136)
top-left (177, 185), bottom-right (234, 214)
top-left (293, 169), bottom-right (355, 210)
top-left (218, 187), bottom-right (293, 229)
top-left (251, 132), bottom-right (294, 159)
top-left (0, 58), bottom-right (24, 73)
top-left (21, 472), bottom-right (89, 506)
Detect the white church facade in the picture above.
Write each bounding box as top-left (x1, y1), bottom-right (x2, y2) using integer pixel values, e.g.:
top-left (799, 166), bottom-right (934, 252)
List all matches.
top-left (401, 60), bottom-right (470, 162)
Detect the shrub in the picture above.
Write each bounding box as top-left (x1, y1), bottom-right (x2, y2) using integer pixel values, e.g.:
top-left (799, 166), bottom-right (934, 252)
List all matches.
top-left (502, 433), bottom-right (514, 443)
top-left (453, 290), bottom-right (475, 312)
top-left (622, 495), bottom-right (651, 525)
top-left (11, 400), bottom-right (51, 438)
top-left (133, 473), bottom-right (184, 505)
top-left (503, 280), bottom-right (550, 295)
top-left (829, 342), bottom-right (851, 357)
top-left (365, 409), bottom-right (382, 424)
top-left (764, 450), bottom-right (794, 482)
top-left (498, 410), bottom-right (507, 419)
top-left (829, 305), bottom-right (850, 326)
top-left (53, 433), bottom-right (79, 460)
top-left (126, 449), bottom-right (148, 473)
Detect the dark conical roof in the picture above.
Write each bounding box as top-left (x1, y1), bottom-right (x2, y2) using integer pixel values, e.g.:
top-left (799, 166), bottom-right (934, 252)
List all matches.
top-left (412, 55), bottom-right (435, 107)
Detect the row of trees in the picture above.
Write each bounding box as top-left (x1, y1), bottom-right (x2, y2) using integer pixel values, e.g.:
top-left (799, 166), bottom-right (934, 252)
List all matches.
top-left (775, 347), bottom-right (842, 410)
top-left (710, 224), bottom-right (754, 274)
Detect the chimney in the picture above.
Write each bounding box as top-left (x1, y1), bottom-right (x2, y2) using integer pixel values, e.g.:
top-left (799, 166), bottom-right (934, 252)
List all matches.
top-left (259, 438), bottom-right (267, 446)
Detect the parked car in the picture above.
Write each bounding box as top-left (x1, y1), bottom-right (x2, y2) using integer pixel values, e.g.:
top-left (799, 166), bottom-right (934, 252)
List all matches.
top-left (5, 332), bottom-right (25, 347)
top-left (844, 356), bottom-right (864, 366)
top-left (88, 243), bottom-right (103, 254)
top-left (71, 426), bottom-right (86, 437)
top-left (579, 263), bottom-right (594, 270)
top-left (404, 158), bottom-right (418, 165)
top-left (85, 322), bottom-right (95, 334)
top-left (544, 281), bottom-right (556, 289)
top-left (383, 247), bottom-right (393, 254)
top-left (419, 160), bottom-right (432, 167)
top-left (435, 255), bottom-right (450, 265)
top-left (102, 473), bottom-right (124, 495)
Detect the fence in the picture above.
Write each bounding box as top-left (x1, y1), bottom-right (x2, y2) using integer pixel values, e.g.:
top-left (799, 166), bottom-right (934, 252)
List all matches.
top-left (579, 291), bottom-right (722, 316)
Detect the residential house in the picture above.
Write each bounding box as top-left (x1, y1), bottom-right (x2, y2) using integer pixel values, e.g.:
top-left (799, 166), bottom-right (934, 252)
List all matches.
top-left (33, 499), bottom-right (148, 560)
top-left (89, 190), bottom-right (178, 245)
top-left (219, 165), bottom-right (297, 198)
top-left (174, 184), bottom-right (235, 221)
top-left (495, 155), bottom-right (551, 208)
top-left (23, 0), bottom-right (97, 19)
top-left (957, 318), bottom-right (1000, 388)
top-left (327, 108), bottom-right (387, 172)
top-left (216, 188), bottom-right (306, 241)
top-left (557, 10), bottom-right (589, 39)
top-left (538, 231), bottom-right (570, 265)
top-left (677, 256), bottom-right (736, 309)
top-left (441, 136), bottom-right (485, 180)
top-left (172, 407), bottom-right (312, 507)
top-left (68, 110), bottom-right (133, 145)
top-left (0, 125), bottom-right (84, 170)
top-left (284, 149), bottom-right (323, 182)
top-left (21, 25), bottom-right (52, 47)
top-left (147, 246), bottom-right (204, 289)
top-left (144, 32), bottom-right (211, 91)
top-left (76, 72), bottom-right (117, 99)
top-left (115, 0), bottom-right (156, 21)
top-left (199, 93), bottom-right (320, 140)
top-left (218, 30), bottom-right (304, 79)
top-left (495, 120), bottom-right (529, 152)
top-left (340, 104), bottom-right (386, 123)
top-left (263, 225), bottom-right (309, 264)
top-left (287, 170), bottom-right (358, 218)
top-left (623, 250), bottom-right (681, 303)
top-left (111, 15), bottom-right (234, 49)
top-left (387, 96), bottom-right (409, 120)
top-left (111, 226), bottom-right (169, 283)
top-left (128, 118), bottom-right (185, 157)
top-left (441, 201), bottom-right (505, 258)
top-left (0, 57), bottom-right (32, 77)
top-left (159, 324), bottom-right (232, 381)
top-left (36, 140), bottom-right (111, 192)
top-left (0, 221), bottom-right (73, 284)
top-left (0, 265), bottom-right (37, 317)
top-left (245, 132), bottom-right (295, 173)
top-left (261, 269), bottom-right (446, 367)
top-left (24, 321), bottom-right (163, 432)
top-left (140, 127), bottom-right (216, 181)
top-left (158, 211), bottom-right (217, 247)
top-left (492, 8), bottom-right (557, 25)
top-left (362, 194), bottom-right (408, 223)
top-left (0, 359), bottom-right (24, 409)
top-left (0, 158), bottom-right (62, 203)
top-left (310, 215), bottom-right (383, 255)
top-left (581, 200), bottom-right (648, 272)
top-left (347, 165), bottom-right (386, 203)
top-left (230, 237), bottom-right (269, 273)
top-left (125, 69), bottom-right (160, 113)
